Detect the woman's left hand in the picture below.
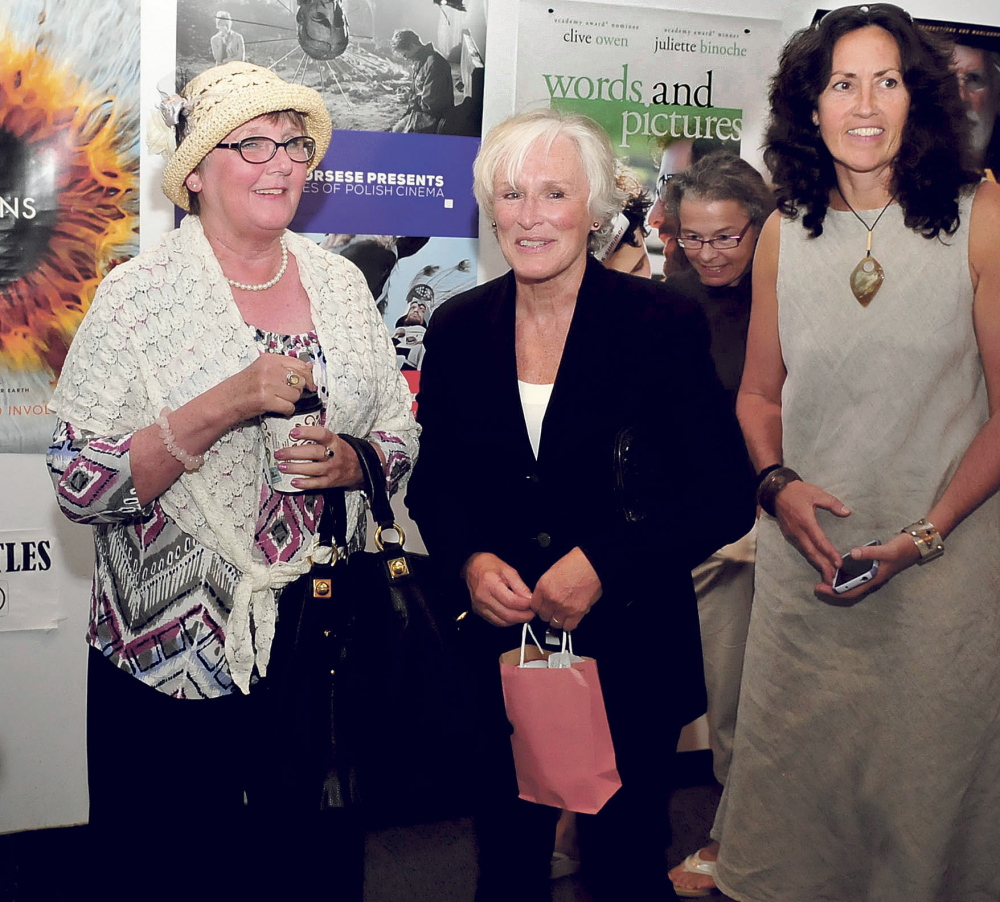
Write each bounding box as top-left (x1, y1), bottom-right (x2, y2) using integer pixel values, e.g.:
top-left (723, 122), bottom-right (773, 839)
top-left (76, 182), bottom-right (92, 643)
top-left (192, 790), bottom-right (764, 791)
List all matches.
top-left (272, 427), bottom-right (367, 490)
top-left (530, 547), bottom-right (603, 632)
top-left (813, 531), bottom-right (921, 602)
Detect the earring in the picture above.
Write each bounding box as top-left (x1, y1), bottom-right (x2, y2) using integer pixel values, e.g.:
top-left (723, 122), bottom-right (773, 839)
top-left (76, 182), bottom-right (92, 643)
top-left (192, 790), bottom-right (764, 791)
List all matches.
top-left (491, 221), bottom-right (496, 228)
top-left (187, 175), bottom-right (202, 191)
top-left (592, 221), bottom-right (600, 229)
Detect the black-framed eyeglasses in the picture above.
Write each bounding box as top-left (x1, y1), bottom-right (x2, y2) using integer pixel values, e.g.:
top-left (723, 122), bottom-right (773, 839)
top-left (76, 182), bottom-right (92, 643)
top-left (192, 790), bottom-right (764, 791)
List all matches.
top-left (656, 171), bottom-right (674, 202)
top-left (215, 135), bottom-right (316, 164)
top-left (676, 220), bottom-right (753, 250)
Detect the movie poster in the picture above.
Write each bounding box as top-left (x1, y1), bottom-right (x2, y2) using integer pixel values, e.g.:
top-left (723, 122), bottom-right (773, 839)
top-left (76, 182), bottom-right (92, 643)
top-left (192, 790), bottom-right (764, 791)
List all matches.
top-left (514, 1), bottom-right (782, 209)
top-left (168, 0), bottom-right (485, 390)
top-left (0, 0), bottom-right (140, 453)
top-left (517, 2), bottom-right (775, 176)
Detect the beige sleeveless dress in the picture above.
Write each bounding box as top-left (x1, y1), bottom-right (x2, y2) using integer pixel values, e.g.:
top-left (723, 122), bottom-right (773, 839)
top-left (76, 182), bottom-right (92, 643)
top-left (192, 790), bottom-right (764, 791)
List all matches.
top-left (714, 194), bottom-right (1000, 902)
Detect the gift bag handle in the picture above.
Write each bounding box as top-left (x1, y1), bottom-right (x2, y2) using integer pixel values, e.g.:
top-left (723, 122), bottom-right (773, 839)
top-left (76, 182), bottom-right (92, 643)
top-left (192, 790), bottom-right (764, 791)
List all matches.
top-left (519, 623), bottom-right (544, 666)
top-left (518, 624), bottom-right (576, 666)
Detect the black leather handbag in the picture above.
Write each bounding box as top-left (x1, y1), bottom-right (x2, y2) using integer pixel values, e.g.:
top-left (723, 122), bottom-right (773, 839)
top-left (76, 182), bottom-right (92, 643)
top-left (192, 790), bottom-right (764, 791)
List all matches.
top-left (265, 435), bottom-right (470, 825)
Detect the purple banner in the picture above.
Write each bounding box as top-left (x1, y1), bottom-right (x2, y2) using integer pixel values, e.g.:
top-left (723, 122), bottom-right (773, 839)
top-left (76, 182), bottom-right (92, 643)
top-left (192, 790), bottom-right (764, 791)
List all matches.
top-left (292, 130), bottom-right (480, 238)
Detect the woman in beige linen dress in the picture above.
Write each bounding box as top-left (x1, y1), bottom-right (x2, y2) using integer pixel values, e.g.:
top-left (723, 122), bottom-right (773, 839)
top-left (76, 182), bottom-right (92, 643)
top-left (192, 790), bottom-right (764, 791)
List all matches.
top-left (707, 5), bottom-right (1000, 901)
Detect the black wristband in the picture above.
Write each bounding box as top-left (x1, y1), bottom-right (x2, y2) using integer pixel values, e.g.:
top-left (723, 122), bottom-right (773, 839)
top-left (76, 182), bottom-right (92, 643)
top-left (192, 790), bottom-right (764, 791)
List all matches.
top-left (756, 466), bottom-right (802, 517)
top-left (755, 463), bottom-right (784, 490)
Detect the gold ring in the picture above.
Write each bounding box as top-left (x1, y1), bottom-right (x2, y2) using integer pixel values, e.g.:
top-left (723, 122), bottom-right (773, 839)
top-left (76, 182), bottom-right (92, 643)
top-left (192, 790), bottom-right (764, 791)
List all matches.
top-left (285, 371), bottom-right (302, 388)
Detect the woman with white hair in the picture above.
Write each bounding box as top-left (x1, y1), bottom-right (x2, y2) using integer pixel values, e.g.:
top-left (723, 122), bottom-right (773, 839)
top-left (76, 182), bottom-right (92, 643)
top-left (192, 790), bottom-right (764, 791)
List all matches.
top-left (406, 108), bottom-right (754, 901)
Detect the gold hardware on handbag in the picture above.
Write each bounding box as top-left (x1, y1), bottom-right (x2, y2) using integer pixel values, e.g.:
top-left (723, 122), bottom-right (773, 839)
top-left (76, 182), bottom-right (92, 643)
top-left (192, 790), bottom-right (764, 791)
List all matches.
top-left (386, 557), bottom-right (410, 579)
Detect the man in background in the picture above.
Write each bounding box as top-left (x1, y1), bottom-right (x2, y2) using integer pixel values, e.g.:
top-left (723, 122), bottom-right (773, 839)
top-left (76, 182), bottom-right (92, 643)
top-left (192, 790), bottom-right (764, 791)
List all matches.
top-left (390, 29), bottom-right (454, 134)
top-left (952, 40), bottom-right (1000, 181)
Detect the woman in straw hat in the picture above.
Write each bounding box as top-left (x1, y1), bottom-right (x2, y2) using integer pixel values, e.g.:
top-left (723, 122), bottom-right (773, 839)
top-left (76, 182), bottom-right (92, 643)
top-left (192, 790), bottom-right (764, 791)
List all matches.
top-left (46, 62), bottom-right (416, 899)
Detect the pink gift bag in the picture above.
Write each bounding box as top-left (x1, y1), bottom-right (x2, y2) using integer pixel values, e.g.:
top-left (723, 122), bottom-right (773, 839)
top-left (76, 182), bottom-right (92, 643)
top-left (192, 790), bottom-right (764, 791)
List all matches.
top-left (499, 626), bottom-right (621, 814)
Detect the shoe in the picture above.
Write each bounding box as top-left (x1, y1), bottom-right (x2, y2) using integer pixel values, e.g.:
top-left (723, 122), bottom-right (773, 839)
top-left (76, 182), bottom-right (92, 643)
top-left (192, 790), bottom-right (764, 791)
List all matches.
top-left (669, 849), bottom-right (718, 898)
top-left (549, 851), bottom-right (581, 879)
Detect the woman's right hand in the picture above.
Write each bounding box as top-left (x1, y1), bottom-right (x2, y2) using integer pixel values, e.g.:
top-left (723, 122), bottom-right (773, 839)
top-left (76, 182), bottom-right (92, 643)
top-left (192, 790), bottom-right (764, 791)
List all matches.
top-left (462, 552), bottom-right (535, 628)
top-left (128, 354), bottom-right (316, 506)
top-left (773, 480), bottom-right (851, 584)
top-left (218, 353), bottom-right (316, 424)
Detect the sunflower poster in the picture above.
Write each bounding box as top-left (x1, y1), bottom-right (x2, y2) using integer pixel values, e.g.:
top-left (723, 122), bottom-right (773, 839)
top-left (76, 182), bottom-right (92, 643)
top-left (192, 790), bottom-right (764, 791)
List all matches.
top-left (0, 0), bottom-right (140, 453)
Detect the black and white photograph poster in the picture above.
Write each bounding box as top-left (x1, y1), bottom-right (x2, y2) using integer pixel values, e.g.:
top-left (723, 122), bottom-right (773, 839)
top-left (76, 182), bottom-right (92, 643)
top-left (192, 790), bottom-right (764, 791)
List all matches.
top-left (174, 0), bottom-right (484, 251)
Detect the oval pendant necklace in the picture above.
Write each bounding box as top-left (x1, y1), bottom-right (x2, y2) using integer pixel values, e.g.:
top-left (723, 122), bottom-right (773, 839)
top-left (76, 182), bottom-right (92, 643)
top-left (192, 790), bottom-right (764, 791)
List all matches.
top-left (837, 188), bottom-right (894, 307)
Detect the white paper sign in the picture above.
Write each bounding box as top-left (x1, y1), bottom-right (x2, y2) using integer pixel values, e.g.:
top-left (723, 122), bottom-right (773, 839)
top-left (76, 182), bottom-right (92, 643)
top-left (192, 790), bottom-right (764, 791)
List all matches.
top-left (0, 528), bottom-right (62, 631)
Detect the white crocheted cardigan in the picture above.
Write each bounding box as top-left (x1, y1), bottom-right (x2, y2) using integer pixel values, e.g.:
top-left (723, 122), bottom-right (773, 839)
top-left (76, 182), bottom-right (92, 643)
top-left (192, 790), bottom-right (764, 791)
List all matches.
top-left (50, 215), bottom-right (419, 692)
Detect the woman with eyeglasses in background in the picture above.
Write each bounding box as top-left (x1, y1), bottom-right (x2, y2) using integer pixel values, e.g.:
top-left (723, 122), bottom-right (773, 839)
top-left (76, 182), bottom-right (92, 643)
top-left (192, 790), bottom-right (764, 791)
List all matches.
top-left (46, 62), bottom-right (416, 901)
top-left (662, 150), bottom-right (774, 898)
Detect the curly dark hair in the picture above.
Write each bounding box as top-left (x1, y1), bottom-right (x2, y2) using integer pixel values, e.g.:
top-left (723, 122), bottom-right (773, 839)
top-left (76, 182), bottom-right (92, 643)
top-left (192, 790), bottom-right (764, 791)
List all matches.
top-left (619, 190), bottom-right (652, 248)
top-left (764, 3), bottom-right (979, 239)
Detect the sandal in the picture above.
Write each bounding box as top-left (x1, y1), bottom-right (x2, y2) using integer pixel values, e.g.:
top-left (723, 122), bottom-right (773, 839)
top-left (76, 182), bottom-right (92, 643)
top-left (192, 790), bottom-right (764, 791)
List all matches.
top-left (669, 849), bottom-right (719, 898)
top-left (549, 851), bottom-right (581, 880)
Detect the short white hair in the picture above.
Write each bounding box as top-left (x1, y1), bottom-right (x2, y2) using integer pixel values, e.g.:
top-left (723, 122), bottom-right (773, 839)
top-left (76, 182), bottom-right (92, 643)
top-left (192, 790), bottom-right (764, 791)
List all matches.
top-left (473, 109), bottom-right (626, 250)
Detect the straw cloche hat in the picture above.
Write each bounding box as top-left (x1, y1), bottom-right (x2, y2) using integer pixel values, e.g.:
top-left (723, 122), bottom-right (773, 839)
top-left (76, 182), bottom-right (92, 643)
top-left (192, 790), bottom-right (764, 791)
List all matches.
top-left (161, 62), bottom-right (332, 211)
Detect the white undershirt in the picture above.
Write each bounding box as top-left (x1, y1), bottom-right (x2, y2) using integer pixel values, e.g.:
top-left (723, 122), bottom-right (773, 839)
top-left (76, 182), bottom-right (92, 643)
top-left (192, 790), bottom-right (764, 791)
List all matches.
top-left (518, 380), bottom-right (554, 459)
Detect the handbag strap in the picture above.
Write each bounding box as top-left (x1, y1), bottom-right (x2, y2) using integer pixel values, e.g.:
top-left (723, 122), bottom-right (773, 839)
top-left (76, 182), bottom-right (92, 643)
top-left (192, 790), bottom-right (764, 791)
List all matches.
top-left (312, 435), bottom-right (403, 557)
top-left (315, 486), bottom-right (348, 552)
top-left (337, 433), bottom-right (395, 531)
top-left (311, 435), bottom-right (388, 551)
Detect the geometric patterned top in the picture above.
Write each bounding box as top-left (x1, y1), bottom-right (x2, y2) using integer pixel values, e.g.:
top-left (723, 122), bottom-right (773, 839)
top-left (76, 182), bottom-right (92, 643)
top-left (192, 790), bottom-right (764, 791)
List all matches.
top-left (47, 329), bottom-right (411, 698)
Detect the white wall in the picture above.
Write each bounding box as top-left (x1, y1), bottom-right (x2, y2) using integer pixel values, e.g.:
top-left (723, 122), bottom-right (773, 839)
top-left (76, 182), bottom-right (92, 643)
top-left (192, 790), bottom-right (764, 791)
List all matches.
top-left (2, 0), bottom-right (997, 834)
top-left (0, 456), bottom-right (93, 833)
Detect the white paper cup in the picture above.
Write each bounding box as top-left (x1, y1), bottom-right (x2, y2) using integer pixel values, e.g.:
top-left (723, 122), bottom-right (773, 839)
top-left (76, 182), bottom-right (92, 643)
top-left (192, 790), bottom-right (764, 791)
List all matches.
top-left (261, 408), bottom-right (323, 493)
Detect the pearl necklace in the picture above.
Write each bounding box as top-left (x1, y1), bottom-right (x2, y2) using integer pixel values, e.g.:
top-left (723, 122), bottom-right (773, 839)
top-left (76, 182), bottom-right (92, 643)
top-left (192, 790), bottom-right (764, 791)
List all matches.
top-left (226, 236), bottom-right (288, 292)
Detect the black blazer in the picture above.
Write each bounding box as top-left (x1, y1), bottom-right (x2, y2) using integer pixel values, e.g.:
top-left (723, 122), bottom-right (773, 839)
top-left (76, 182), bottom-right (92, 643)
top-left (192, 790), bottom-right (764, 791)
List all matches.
top-left (406, 257), bottom-right (754, 727)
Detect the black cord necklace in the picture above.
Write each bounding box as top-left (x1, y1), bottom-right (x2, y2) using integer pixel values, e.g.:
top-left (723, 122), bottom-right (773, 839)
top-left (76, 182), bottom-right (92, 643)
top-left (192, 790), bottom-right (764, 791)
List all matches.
top-left (836, 187), bottom-right (895, 306)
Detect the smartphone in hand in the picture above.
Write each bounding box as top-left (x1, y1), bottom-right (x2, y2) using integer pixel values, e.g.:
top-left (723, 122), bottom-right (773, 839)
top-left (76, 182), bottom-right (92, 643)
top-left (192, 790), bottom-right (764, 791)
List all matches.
top-left (832, 540), bottom-right (881, 594)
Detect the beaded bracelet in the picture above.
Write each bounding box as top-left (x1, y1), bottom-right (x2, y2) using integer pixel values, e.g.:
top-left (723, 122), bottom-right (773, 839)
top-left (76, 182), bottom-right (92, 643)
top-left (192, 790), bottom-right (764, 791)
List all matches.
top-left (156, 408), bottom-right (205, 471)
